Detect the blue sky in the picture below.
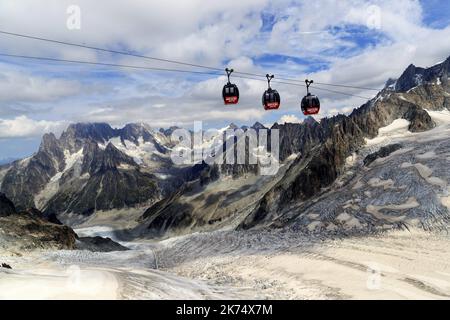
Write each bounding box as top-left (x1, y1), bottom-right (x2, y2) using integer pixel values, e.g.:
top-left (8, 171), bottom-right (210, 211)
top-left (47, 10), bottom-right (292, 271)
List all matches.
top-left (0, 0), bottom-right (450, 159)
top-left (420, 0), bottom-right (450, 28)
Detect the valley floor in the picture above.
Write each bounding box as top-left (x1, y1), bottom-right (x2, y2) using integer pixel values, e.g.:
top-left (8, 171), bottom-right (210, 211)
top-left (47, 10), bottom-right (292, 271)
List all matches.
top-left (1, 228), bottom-right (450, 300)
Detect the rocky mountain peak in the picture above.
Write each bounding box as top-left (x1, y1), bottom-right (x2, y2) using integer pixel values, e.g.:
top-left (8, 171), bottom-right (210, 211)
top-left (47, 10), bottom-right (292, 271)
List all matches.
top-left (61, 122), bottom-right (116, 143)
top-left (84, 142), bottom-right (137, 174)
top-left (57, 122), bottom-right (117, 153)
top-left (39, 132), bottom-right (60, 152)
top-left (384, 78), bottom-right (397, 89)
top-left (3, 55), bottom-right (450, 226)
top-left (36, 131), bottom-right (66, 173)
top-left (227, 123), bottom-right (239, 130)
top-left (104, 142), bottom-right (137, 166)
top-left (251, 121), bottom-right (266, 130)
top-left (120, 123), bottom-right (152, 145)
top-left (122, 122), bottom-right (151, 133)
top-left (159, 126), bottom-right (180, 137)
top-left (304, 116), bottom-right (318, 126)
top-left (395, 55), bottom-right (450, 92)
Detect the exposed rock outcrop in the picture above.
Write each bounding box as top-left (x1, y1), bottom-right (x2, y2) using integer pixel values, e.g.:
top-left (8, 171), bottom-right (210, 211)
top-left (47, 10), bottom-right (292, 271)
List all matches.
top-left (2, 56), bottom-right (450, 238)
top-left (1, 134), bottom-right (66, 211)
top-left (1, 123), bottom-right (162, 217)
top-left (76, 236), bottom-right (129, 252)
top-left (239, 56), bottom-right (450, 230)
top-left (0, 194), bottom-right (77, 251)
top-left (139, 56), bottom-right (450, 237)
top-left (363, 144), bottom-right (403, 166)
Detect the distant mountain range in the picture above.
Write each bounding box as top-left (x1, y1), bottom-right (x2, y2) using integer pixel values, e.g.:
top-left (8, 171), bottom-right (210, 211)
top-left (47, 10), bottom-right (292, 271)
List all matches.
top-left (1, 55), bottom-right (449, 238)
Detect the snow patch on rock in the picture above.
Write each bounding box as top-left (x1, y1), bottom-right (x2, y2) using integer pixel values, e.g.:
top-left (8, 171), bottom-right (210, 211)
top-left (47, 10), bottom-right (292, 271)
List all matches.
top-left (366, 197), bottom-right (419, 223)
top-left (365, 119), bottom-right (412, 146)
top-left (34, 149), bottom-right (84, 209)
top-left (100, 136), bottom-right (166, 166)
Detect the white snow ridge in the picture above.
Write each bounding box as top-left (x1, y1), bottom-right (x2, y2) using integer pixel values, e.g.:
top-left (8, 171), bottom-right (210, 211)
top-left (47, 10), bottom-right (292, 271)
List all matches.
top-left (35, 148), bottom-right (84, 209)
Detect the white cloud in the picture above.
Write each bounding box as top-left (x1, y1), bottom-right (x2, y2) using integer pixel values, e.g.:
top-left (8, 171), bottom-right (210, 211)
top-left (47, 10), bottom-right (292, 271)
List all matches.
top-left (0, 66), bottom-right (81, 103)
top-left (279, 114), bottom-right (302, 124)
top-left (0, 0), bottom-right (449, 144)
top-left (0, 116), bottom-right (66, 138)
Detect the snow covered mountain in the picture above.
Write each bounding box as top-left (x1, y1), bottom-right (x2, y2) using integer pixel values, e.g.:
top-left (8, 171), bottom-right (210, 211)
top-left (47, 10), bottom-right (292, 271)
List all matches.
top-left (0, 120), bottom-right (264, 222)
top-left (242, 110), bottom-right (450, 233)
top-left (1, 55), bottom-right (449, 238)
top-left (0, 123), bottom-right (174, 218)
top-left (140, 55), bottom-right (450, 238)
top-left (239, 56), bottom-right (450, 232)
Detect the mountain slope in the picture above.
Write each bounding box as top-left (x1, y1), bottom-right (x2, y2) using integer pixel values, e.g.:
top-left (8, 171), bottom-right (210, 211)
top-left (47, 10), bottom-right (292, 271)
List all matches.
top-left (240, 56), bottom-right (450, 231)
top-left (140, 55), bottom-right (450, 237)
top-left (42, 141), bottom-right (160, 216)
top-left (1, 55), bottom-right (449, 237)
top-left (242, 110), bottom-right (450, 233)
top-left (0, 193), bottom-right (77, 251)
top-left (0, 123), bottom-right (165, 217)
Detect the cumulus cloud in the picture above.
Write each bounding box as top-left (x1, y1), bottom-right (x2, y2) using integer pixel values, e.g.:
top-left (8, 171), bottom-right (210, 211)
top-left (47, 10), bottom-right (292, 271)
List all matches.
top-left (278, 114), bottom-right (303, 124)
top-left (0, 0), bottom-right (449, 149)
top-left (0, 116), bottom-right (67, 138)
top-left (0, 66), bottom-right (81, 104)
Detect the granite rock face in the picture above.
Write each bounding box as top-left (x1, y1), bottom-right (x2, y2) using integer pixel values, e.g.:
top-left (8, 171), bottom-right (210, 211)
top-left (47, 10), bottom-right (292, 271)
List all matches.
top-left (75, 236), bottom-right (129, 252)
top-left (138, 56), bottom-right (450, 237)
top-left (239, 56), bottom-right (450, 230)
top-left (1, 56), bottom-right (450, 238)
top-left (1, 133), bottom-right (66, 210)
top-left (0, 123), bottom-right (162, 217)
top-left (0, 194), bottom-right (77, 251)
top-left (43, 140), bottom-right (160, 216)
top-left (363, 144), bottom-right (403, 166)
top-left (394, 56), bottom-right (450, 92)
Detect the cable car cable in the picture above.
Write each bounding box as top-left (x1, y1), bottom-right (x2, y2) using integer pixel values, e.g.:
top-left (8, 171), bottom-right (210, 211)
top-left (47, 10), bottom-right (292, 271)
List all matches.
top-left (0, 29), bottom-right (384, 92)
top-left (271, 79), bottom-right (373, 100)
top-left (0, 52), bottom-right (373, 100)
top-left (0, 52), bottom-right (224, 76)
top-left (0, 29), bottom-right (224, 72)
top-left (311, 81), bottom-right (382, 91)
